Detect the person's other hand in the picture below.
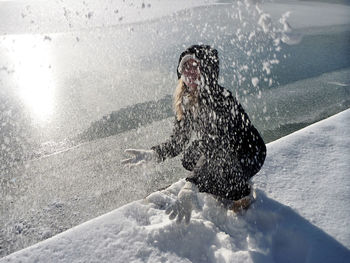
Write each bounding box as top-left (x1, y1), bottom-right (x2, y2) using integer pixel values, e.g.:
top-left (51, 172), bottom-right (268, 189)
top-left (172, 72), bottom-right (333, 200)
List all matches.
top-left (122, 149), bottom-right (156, 168)
top-left (166, 182), bottom-right (199, 224)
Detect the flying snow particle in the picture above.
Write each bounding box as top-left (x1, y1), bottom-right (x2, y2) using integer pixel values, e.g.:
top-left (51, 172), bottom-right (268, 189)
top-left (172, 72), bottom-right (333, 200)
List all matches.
top-left (86, 12), bottom-right (94, 19)
top-left (269, 78), bottom-right (273, 87)
top-left (258, 13), bottom-right (272, 33)
top-left (251, 77), bottom-right (259, 87)
top-left (222, 89), bottom-right (230, 98)
top-left (262, 61), bottom-right (271, 75)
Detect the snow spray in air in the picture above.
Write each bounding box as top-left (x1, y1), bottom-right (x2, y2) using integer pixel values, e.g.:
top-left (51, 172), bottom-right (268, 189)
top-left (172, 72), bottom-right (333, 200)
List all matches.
top-left (219, 0), bottom-right (299, 127)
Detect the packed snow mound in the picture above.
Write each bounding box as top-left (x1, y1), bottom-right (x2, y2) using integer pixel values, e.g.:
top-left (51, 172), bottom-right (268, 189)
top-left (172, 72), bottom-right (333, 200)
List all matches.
top-left (2, 110), bottom-right (350, 262)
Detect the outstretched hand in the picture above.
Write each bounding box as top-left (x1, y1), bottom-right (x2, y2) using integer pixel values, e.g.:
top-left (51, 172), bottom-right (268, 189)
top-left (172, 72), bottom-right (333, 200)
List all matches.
top-left (122, 149), bottom-right (156, 168)
top-left (166, 182), bottom-right (199, 225)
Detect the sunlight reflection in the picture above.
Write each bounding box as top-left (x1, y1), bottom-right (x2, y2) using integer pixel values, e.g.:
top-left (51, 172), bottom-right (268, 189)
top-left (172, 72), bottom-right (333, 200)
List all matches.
top-left (6, 35), bottom-right (55, 123)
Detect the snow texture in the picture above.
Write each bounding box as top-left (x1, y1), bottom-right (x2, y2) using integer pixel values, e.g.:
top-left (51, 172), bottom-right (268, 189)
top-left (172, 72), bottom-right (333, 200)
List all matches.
top-left (2, 109), bottom-right (350, 263)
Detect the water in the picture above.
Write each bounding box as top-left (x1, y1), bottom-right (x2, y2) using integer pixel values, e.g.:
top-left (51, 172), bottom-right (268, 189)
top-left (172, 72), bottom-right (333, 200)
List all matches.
top-left (0, 2), bottom-right (350, 258)
top-left (0, 6), bottom-right (349, 161)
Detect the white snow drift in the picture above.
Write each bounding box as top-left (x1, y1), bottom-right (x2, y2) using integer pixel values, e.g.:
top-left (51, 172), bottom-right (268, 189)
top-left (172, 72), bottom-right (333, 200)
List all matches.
top-left (2, 109), bottom-right (349, 263)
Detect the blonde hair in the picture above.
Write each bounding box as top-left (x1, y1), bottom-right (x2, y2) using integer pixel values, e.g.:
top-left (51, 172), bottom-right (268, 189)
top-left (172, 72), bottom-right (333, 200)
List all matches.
top-left (173, 78), bottom-right (198, 121)
top-left (174, 78), bottom-right (185, 121)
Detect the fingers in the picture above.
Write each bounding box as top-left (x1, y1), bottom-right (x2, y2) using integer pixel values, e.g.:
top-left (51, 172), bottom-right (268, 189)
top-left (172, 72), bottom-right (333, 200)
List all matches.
top-left (169, 210), bottom-right (178, 220)
top-left (184, 212), bottom-right (191, 225)
top-left (128, 160), bottom-right (146, 169)
top-left (166, 203), bottom-right (192, 224)
top-left (124, 149), bottom-right (141, 155)
top-left (166, 203), bottom-right (179, 220)
top-left (176, 212), bottom-right (184, 224)
top-left (122, 149), bottom-right (145, 168)
top-left (122, 150), bottom-right (138, 167)
top-left (165, 205), bottom-right (173, 215)
top-left (121, 158), bottom-right (134, 165)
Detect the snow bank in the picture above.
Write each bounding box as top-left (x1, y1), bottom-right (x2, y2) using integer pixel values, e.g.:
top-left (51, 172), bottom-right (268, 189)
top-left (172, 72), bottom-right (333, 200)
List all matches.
top-left (2, 110), bottom-right (350, 262)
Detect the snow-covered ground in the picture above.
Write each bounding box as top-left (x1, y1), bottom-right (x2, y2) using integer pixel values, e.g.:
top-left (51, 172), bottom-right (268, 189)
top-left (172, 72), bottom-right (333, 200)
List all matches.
top-left (2, 109), bottom-right (349, 263)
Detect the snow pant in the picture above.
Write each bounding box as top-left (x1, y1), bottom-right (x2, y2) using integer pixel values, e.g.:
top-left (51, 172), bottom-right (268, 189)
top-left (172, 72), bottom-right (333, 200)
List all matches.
top-left (183, 140), bottom-right (266, 201)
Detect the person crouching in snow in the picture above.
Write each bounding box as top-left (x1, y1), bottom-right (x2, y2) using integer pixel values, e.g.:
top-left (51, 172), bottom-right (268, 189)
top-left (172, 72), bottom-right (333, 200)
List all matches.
top-left (122, 45), bottom-right (266, 224)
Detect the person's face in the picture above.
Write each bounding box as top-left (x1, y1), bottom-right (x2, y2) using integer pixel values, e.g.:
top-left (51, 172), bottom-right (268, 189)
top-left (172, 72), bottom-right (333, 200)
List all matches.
top-left (182, 58), bottom-right (200, 90)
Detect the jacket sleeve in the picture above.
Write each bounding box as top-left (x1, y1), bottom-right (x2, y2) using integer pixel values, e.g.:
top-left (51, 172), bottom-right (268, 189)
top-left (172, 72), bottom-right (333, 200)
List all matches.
top-left (182, 140), bottom-right (205, 171)
top-left (151, 116), bottom-right (191, 162)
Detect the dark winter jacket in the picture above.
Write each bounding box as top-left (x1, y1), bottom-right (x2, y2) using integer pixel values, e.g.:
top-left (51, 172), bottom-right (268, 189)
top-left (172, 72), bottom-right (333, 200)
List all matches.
top-left (152, 45), bottom-right (266, 200)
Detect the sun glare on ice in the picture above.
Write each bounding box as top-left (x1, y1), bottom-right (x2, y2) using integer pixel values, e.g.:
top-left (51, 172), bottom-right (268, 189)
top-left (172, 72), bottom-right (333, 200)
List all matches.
top-left (6, 35), bottom-right (55, 123)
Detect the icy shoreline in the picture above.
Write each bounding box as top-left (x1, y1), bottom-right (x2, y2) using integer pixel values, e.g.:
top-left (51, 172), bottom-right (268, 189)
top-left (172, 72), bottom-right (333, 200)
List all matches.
top-left (2, 109), bottom-right (349, 263)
